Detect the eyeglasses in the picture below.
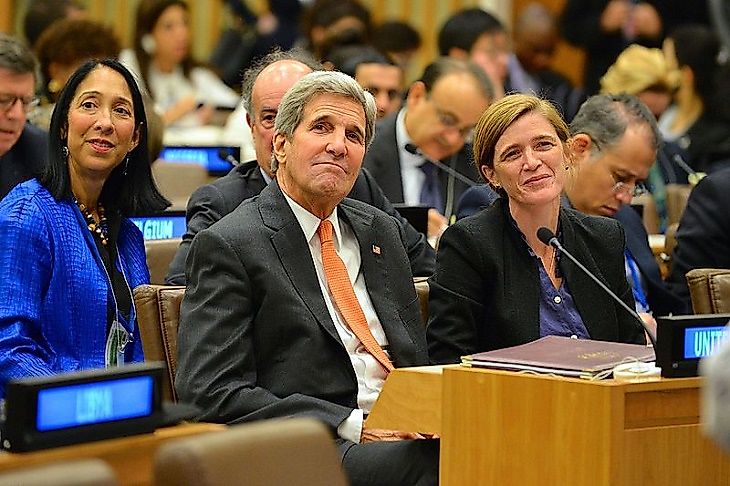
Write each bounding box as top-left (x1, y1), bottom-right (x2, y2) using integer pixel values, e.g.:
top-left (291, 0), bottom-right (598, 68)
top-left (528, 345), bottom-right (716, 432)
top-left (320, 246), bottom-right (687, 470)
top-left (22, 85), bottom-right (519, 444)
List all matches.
top-left (0, 93), bottom-right (39, 113)
top-left (611, 179), bottom-right (648, 198)
top-left (428, 97), bottom-right (475, 142)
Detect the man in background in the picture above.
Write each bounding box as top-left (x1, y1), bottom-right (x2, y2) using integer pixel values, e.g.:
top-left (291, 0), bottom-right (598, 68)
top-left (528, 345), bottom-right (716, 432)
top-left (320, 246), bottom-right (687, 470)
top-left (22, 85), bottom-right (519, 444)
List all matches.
top-left (0, 34), bottom-right (47, 201)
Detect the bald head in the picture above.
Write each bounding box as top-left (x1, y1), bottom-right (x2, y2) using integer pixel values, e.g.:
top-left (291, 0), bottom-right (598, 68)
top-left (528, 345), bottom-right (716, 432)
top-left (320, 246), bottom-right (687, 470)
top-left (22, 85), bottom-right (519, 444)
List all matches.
top-left (248, 60), bottom-right (315, 174)
top-left (513, 4), bottom-right (558, 74)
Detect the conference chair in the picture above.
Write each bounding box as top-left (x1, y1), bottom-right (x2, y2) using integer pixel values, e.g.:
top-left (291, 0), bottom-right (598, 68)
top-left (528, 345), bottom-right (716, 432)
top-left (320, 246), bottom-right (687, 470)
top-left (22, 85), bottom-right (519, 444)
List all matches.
top-left (144, 238), bottom-right (182, 285)
top-left (133, 284), bottom-right (185, 402)
top-left (0, 459), bottom-right (118, 486)
top-left (151, 161), bottom-right (209, 211)
top-left (686, 268), bottom-right (730, 314)
top-left (414, 276), bottom-right (429, 327)
top-left (631, 192), bottom-right (660, 234)
top-left (153, 418), bottom-right (348, 486)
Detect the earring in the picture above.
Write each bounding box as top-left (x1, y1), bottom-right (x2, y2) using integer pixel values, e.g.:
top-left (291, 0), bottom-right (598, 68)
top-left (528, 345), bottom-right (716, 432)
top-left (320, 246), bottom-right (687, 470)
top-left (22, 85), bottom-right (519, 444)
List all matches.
top-left (123, 156), bottom-right (130, 176)
top-left (62, 146), bottom-right (69, 159)
top-left (141, 34), bottom-right (156, 55)
top-left (48, 78), bottom-right (62, 94)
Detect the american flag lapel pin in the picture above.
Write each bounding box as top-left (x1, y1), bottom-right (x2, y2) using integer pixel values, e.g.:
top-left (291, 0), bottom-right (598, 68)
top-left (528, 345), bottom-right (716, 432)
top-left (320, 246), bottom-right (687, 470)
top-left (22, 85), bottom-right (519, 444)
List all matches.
top-left (372, 244), bottom-right (381, 255)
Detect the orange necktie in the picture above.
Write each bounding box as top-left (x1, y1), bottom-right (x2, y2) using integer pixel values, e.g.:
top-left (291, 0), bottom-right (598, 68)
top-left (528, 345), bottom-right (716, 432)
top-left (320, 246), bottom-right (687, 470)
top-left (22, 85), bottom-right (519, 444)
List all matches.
top-left (318, 219), bottom-right (394, 372)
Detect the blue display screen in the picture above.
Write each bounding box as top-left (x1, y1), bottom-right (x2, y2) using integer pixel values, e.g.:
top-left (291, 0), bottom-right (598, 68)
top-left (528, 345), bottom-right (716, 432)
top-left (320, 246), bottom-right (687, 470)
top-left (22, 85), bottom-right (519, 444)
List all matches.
top-left (36, 376), bottom-right (154, 431)
top-left (130, 214), bottom-right (187, 240)
top-left (159, 146), bottom-right (237, 174)
top-left (684, 326), bottom-right (730, 359)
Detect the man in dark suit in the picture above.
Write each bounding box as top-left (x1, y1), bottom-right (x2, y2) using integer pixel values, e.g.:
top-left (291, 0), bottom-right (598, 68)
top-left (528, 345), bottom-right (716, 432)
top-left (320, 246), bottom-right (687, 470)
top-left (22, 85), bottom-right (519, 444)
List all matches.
top-left (176, 70), bottom-right (438, 485)
top-left (0, 34), bottom-right (47, 200)
top-left (456, 94), bottom-right (687, 319)
top-left (165, 50), bottom-right (433, 284)
top-left (668, 168), bottom-right (730, 307)
top-left (363, 57), bottom-right (492, 237)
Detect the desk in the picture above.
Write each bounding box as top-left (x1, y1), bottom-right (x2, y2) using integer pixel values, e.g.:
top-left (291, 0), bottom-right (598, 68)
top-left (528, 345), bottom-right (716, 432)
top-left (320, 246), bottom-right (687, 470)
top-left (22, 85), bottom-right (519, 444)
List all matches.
top-left (367, 366), bottom-right (730, 485)
top-left (0, 423), bottom-right (224, 486)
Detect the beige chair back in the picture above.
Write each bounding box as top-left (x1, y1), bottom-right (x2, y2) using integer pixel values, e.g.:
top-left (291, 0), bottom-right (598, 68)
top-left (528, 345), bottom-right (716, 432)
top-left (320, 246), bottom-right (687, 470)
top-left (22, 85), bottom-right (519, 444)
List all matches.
top-left (152, 161), bottom-right (209, 210)
top-left (686, 268), bottom-right (730, 314)
top-left (0, 459), bottom-right (118, 486)
top-left (144, 238), bottom-right (182, 285)
top-left (154, 418), bottom-right (348, 486)
top-left (631, 192), bottom-right (660, 234)
top-left (133, 284), bottom-right (186, 402)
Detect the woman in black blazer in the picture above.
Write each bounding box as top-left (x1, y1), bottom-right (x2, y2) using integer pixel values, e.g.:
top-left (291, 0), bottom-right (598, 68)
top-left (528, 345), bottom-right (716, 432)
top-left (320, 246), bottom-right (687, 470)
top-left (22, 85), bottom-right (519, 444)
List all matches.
top-left (427, 94), bottom-right (645, 364)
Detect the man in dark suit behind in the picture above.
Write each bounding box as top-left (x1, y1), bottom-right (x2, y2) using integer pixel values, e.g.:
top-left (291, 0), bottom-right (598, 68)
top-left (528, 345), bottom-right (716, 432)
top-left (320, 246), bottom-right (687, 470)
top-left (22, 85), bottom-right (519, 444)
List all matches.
top-left (0, 34), bottom-right (47, 201)
top-left (363, 57), bottom-right (492, 237)
top-left (166, 49), bottom-right (433, 284)
top-left (176, 71), bottom-right (438, 485)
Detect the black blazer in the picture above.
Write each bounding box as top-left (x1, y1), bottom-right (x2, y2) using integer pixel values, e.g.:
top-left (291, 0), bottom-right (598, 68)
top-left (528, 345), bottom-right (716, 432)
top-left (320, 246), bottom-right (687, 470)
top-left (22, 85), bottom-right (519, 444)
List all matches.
top-left (166, 160), bottom-right (434, 283)
top-left (175, 182), bottom-right (428, 446)
top-left (363, 113), bottom-right (480, 218)
top-left (0, 124), bottom-right (48, 200)
top-left (427, 198), bottom-right (645, 364)
top-left (668, 168), bottom-right (730, 306)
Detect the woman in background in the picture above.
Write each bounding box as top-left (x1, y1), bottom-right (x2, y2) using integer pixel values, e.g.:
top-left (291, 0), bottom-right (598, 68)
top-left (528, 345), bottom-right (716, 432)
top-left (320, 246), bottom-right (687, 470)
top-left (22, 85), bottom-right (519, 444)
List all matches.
top-left (0, 59), bottom-right (168, 395)
top-left (31, 18), bottom-right (121, 130)
top-left (427, 94), bottom-right (645, 364)
top-left (121, 0), bottom-right (238, 127)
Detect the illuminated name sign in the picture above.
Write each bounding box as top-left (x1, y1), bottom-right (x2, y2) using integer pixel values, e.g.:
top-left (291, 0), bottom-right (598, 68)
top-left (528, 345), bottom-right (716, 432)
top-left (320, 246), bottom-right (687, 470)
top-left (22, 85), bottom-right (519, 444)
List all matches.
top-left (131, 216), bottom-right (186, 240)
top-left (159, 146), bottom-right (238, 174)
top-left (684, 326), bottom-right (730, 359)
top-left (36, 375), bottom-right (154, 432)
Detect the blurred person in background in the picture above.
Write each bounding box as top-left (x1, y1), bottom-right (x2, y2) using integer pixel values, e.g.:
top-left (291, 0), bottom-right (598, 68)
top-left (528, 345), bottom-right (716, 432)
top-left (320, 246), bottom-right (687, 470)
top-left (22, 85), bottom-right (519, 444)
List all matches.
top-left (23, 0), bottom-right (86, 49)
top-left (325, 45), bottom-right (405, 119)
top-left (438, 8), bottom-right (509, 99)
top-left (507, 3), bottom-right (585, 121)
top-left (300, 0), bottom-right (372, 60)
top-left (0, 59), bottom-right (168, 396)
top-left (121, 0), bottom-right (239, 128)
top-left (372, 20), bottom-right (422, 75)
top-left (0, 34), bottom-right (47, 201)
top-left (31, 18), bottom-right (121, 130)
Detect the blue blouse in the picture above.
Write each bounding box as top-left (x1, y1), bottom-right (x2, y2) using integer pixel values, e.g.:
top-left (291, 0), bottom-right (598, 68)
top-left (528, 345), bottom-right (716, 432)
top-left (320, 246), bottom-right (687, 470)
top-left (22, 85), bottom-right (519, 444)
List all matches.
top-left (0, 179), bottom-right (149, 396)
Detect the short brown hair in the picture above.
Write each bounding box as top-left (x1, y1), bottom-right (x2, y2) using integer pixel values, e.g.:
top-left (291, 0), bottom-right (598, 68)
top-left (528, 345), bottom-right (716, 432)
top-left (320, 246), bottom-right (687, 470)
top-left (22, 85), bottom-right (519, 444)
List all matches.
top-left (472, 93), bottom-right (569, 191)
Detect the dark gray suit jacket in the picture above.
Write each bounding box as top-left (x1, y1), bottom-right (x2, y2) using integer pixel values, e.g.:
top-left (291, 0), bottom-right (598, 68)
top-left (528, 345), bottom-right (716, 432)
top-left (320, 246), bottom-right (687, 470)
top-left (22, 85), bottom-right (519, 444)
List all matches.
top-left (0, 124), bottom-right (47, 201)
top-left (427, 197), bottom-right (646, 364)
top-left (363, 113), bottom-right (480, 219)
top-left (165, 161), bottom-right (434, 283)
top-left (176, 182), bottom-right (429, 448)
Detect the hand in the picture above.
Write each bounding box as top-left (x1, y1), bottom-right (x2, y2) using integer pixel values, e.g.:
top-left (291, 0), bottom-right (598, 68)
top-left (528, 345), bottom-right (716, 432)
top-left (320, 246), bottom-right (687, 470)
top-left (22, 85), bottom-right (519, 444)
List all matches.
top-left (639, 312), bottom-right (657, 343)
top-left (633, 3), bottom-right (662, 38)
top-left (360, 427), bottom-right (432, 443)
top-left (426, 209), bottom-right (448, 240)
top-left (195, 103), bottom-right (215, 125)
top-left (600, 0), bottom-right (631, 33)
top-left (163, 95), bottom-right (199, 126)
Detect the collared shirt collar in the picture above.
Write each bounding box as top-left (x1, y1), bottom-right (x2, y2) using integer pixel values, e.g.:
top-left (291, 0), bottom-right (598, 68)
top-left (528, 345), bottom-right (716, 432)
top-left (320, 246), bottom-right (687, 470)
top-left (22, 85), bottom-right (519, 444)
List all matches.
top-left (281, 189), bottom-right (344, 249)
top-left (395, 108), bottom-right (423, 170)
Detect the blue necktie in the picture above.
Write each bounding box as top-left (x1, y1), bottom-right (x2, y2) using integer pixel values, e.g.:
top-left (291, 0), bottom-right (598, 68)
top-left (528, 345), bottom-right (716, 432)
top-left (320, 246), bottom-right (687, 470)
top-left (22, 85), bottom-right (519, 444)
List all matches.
top-left (419, 162), bottom-right (443, 213)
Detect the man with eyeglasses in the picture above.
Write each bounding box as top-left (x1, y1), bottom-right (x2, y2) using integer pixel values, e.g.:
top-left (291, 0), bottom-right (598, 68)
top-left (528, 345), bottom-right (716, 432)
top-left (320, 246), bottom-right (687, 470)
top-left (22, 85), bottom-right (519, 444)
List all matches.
top-left (363, 57), bottom-right (493, 238)
top-left (459, 93), bottom-right (687, 319)
top-left (0, 34), bottom-right (47, 201)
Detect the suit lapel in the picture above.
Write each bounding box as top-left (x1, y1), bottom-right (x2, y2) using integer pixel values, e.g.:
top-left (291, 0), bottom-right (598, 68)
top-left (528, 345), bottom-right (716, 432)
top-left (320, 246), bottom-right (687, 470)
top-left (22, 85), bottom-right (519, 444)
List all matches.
top-left (260, 183), bottom-right (343, 344)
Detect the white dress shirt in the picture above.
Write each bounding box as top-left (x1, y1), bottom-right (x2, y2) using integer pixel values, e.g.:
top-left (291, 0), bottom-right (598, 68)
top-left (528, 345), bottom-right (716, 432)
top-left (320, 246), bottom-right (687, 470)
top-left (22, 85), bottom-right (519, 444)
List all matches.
top-left (395, 109), bottom-right (427, 205)
top-left (282, 191), bottom-right (390, 443)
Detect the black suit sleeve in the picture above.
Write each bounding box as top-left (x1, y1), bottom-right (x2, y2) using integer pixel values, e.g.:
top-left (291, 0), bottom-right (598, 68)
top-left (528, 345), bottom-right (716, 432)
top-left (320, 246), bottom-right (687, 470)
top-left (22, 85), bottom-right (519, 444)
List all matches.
top-left (426, 223), bottom-right (487, 364)
top-left (352, 169), bottom-right (435, 276)
top-left (175, 228), bottom-right (354, 427)
top-left (165, 184), bottom-right (231, 285)
top-left (668, 174), bottom-right (730, 305)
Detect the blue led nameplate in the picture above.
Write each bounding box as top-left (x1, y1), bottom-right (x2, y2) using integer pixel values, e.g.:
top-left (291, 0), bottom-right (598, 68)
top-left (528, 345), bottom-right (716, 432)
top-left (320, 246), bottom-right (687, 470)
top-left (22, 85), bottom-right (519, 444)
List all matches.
top-left (36, 375), bottom-right (154, 431)
top-left (159, 146), bottom-right (238, 175)
top-left (684, 326), bottom-right (729, 359)
top-left (130, 214), bottom-right (187, 240)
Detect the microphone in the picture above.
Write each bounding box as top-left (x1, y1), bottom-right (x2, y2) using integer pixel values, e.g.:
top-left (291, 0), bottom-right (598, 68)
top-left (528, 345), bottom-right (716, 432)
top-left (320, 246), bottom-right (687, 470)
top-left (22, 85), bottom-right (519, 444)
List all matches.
top-left (218, 148), bottom-right (240, 167)
top-left (536, 227), bottom-right (658, 348)
top-left (405, 143), bottom-right (476, 187)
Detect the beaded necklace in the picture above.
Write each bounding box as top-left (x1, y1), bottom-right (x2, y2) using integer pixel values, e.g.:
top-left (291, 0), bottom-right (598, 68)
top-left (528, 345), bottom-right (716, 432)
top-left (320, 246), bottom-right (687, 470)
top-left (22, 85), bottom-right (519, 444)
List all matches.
top-left (75, 199), bottom-right (109, 246)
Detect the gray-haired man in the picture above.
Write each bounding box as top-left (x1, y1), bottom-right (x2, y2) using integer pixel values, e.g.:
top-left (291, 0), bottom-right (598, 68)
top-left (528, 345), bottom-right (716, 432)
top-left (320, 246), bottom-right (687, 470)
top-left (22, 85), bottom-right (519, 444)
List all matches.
top-left (176, 71), bottom-right (438, 486)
